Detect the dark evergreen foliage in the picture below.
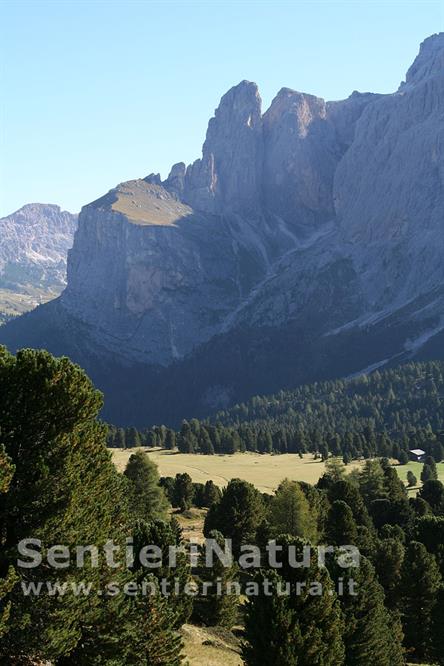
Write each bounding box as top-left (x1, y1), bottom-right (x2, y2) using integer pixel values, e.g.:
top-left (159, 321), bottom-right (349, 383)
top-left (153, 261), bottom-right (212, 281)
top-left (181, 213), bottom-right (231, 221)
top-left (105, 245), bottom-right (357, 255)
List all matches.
top-left (204, 479), bottom-right (265, 557)
top-left (0, 347), bottom-right (184, 664)
top-left (242, 536), bottom-right (345, 666)
top-left (124, 449), bottom-right (170, 522)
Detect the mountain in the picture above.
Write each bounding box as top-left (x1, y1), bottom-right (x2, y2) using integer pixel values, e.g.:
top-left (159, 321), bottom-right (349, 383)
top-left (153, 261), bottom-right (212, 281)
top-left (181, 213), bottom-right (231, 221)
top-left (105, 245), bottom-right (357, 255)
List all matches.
top-left (1, 34), bottom-right (444, 426)
top-left (0, 204), bottom-right (77, 322)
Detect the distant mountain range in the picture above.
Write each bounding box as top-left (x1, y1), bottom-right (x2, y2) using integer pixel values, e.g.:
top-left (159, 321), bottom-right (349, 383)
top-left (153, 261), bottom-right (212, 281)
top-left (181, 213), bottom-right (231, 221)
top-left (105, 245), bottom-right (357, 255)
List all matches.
top-left (0, 204), bottom-right (77, 322)
top-left (1, 34), bottom-right (444, 426)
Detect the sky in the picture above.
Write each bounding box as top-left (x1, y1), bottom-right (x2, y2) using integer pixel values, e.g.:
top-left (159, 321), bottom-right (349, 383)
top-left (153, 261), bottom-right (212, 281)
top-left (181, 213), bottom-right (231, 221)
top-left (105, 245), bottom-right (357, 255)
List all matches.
top-left (1, 0), bottom-right (443, 216)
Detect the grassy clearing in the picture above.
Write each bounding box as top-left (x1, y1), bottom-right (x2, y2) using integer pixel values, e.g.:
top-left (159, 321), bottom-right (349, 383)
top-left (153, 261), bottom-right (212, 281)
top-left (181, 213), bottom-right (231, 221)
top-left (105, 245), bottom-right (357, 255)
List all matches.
top-left (113, 449), bottom-right (444, 495)
top-left (0, 285), bottom-right (60, 320)
top-left (180, 624), bottom-right (242, 666)
top-left (112, 179), bottom-right (193, 226)
top-left (112, 449), bottom-right (363, 493)
top-left (395, 460), bottom-right (444, 483)
top-left (174, 507), bottom-right (207, 542)
top-left (394, 460), bottom-right (444, 495)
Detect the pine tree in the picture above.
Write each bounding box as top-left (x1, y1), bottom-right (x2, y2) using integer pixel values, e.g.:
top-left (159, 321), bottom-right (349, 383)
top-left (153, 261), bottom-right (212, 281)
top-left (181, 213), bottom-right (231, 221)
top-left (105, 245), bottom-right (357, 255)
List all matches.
top-left (0, 444), bottom-right (16, 640)
top-left (410, 495), bottom-right (431, 517)
top-left (203, 480), bottom-right (222, 507)
top-left (0, 348), bottom-right (135, 660)
top-left (374, 538), bottom-right (405, 608)
top-left (124, 449), bottom-right (170, 522)
top-left (432, 586), bottom-right (444, 664)
top-left (320, 443), bottom-right (329, 461)
top-left (204, 479), bottom-right (265, 557)
top-left (154, 425), bottom-right (167, 448)
top-left (194, 530), bottom-right (239, 628)
top-left (115, 427), bottom-right (126, 448)
top-left (329, 556), bottom-right (404, 666)
top-left (193, 482), bottom-right (206, 507)
top-left (392, 442), bottom-right (401, 460)
top-left (178, 421), bottom-right (196, 453)
top-left (399, 540), bottom-right (442, 661)
top-left (327, 480), bottom-right (373, 528)
top-left (413, 515), bottom-right (444, 575)
top-left (165, 429), bottom-right (176, 450)
top-left (425, 455), bottom-right (439, 477)
top-left (0, 443), bottom-right (14, 496)
top-left (132, 518), bottom-right (192, 627)
top-left (419, 479), bottom-right (444, 514)
top-left (399, 450), bottom-right (409, 465)
top-left (124, 583), bottom-right (184, 666)
top-left (407, 470), bottom-right (417, 487)
top-left (106, 424), bottom-right (117, 448)
top-left (421, 462), bottom-right (438, 483)
top-left (198, 429), bottom-right (215, 455)
top-left (126, 426), bottom-right (142, 448)
top-left (355, 525), bottom-right (377, 560)
top-left (173, 473), bottom-right (194, 512)
top-left (432, 441), bottom-right (444, 463)
top-left (0, 348), bottom-right (187, 664)
top-left (383, 466), bottom-right (408, 502)
top-left (242, 536), bottom-right (345, 666)
top-left (159, 476), bottom-right (176, 503)
top-left (325, 500), bottom-right (358, 546)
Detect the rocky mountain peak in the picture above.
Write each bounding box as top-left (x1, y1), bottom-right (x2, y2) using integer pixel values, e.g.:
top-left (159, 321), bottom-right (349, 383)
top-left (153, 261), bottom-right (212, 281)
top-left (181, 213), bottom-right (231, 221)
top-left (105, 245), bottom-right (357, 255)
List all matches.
top-left (183, 80), bottom-right (263, 214)
top-left (213, 79), bottom-right (262, 122)
top-left (0, 203), bottom-right (77, 297)
top-left (403, 32), bottom-right (444, 87)
top-left (264, 87), bottom-right (327, 137)
top-left (6, 202), bottom-right (71, 222)
top-left (144, 173), bottom-right (162, 186)
top-left (261, 88), bottom-right (338, 227)
top-left (3, 35), bottom-right (444, 426)
top-left (164, 162), bottom-right (186, 198)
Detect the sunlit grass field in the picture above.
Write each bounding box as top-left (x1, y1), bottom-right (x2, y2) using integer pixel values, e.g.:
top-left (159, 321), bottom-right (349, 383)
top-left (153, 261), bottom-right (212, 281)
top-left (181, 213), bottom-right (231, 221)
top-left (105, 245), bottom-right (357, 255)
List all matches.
top-left (113, 448), bottom-right (444, 495)
top-left (395, 460), bottom-right (444, 494)
top-left (112, 449), bottom-right (362, 493)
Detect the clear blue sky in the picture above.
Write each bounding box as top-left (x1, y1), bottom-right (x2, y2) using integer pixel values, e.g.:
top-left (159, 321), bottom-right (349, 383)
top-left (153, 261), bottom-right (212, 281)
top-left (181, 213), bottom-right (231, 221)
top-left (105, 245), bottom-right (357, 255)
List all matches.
top-left (1, 0), bottom-right (443, 216)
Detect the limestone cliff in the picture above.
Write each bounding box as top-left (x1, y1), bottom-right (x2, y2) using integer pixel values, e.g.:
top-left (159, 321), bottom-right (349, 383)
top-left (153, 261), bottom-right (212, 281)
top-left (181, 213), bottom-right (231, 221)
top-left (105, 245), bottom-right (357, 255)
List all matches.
top-left (0, 204), bottom-right (77, 320)
top-left (1, 34), bottom-right (444, 425)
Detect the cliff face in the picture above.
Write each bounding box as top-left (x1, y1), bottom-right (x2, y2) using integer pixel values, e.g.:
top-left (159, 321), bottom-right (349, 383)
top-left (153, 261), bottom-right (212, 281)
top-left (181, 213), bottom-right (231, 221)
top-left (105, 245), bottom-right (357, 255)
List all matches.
top-left (62, 178), bottom-right (283, 364)
top-left (2, 34), bottom-right (444, 425)
top-left (60, 74), bottom-right (375, 366)
top-left (183, 81), bottom-right (263, 215)
top-left (0, 204), bottom-right (77, 320)
top-left (0, 204), bottom-right (77, 289)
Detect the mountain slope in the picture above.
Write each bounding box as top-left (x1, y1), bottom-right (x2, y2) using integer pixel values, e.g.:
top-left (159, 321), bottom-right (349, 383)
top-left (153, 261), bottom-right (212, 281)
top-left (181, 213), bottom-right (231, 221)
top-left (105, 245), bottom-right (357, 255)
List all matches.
top-left (0, 204), bottom-right (77, 321)
top-left (1, 34), bottom-right (444, 426)
top-left (212, 360), bottom-right (444, 435)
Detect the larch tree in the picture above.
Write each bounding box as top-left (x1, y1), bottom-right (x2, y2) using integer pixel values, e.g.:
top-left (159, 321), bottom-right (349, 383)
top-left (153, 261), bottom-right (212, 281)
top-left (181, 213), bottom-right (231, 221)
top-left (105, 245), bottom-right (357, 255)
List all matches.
top-left (269, 479), bottom-right (317, 542)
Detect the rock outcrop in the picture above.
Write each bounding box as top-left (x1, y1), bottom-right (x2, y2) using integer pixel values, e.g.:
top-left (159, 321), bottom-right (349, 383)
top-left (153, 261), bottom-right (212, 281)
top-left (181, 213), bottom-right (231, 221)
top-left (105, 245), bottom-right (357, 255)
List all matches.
top-left (0, 204), bottom-right (77, 289)
top-left (0, 204), bottom-right (77, 319)
top-left (183, 81), bottom-right (263, 215)
top-left (1, 34), bottom-right (444, 425)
